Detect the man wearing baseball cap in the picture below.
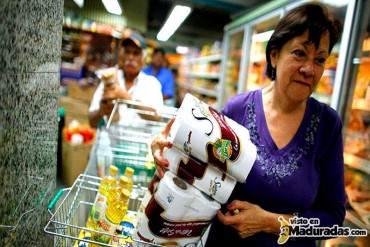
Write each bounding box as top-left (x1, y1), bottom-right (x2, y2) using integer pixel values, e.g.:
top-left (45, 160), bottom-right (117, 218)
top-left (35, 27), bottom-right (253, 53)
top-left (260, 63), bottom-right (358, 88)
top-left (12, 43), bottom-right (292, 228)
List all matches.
top-left (88, 31), bottom-right (163, 128)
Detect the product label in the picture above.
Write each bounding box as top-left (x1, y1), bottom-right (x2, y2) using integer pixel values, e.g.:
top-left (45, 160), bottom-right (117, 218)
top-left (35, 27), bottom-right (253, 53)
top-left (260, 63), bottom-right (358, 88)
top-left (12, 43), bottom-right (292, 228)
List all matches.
top-left (144, 197), bottom-right (209, 238)
top-left (91, 193), bottom-right (107, 222)
top-left (212, 139), bottom-right (232, 162)
top-left (204, 108), bottom-right (241, 172)
top-left (177, 155), bottom-right (207, 185)
top-left (209, 177), bottom-right (222, 197)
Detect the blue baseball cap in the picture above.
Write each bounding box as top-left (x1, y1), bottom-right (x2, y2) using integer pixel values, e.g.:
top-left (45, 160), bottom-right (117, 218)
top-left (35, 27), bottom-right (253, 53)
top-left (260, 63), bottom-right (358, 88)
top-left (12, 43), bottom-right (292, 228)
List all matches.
top-left (121, 31), bottom-right (146, 49)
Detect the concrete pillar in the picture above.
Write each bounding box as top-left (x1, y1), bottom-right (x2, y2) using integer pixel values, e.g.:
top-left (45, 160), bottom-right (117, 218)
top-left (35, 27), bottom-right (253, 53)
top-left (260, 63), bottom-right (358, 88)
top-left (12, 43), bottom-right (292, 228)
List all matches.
top-left (0, 0), bottom-right (63, 245)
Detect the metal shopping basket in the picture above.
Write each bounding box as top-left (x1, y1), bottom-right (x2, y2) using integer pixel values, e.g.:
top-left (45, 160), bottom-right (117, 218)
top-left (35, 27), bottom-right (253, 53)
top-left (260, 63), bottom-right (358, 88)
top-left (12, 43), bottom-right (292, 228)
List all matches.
top-left (44, 174), bottom-right (165, 247)
top-left (103, 100), bottom-right (176, 184)
top-left (44, 174), bottom-right (207, 247)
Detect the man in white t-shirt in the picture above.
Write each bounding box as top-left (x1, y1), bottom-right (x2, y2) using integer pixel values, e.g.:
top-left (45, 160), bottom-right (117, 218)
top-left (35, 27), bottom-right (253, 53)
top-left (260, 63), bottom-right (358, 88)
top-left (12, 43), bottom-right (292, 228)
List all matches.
top-left (88, 32), bottom-right (163, 128)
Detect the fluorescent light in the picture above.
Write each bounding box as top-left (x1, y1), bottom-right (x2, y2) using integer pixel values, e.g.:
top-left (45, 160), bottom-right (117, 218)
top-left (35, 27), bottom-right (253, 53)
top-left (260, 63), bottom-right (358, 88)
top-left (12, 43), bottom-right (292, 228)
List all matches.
top-left (252, 30), bottom-right (274, 42)
top-left (321, 0), bottom-right (349, 7)
top-left (157, 5), bottom-right (191, 42)
top-left (102, 0), bottom-right (122, 15)
top-left (73, 0), bottom-right (84, 8)
top-left (176, 46), bottom-right (189, 54)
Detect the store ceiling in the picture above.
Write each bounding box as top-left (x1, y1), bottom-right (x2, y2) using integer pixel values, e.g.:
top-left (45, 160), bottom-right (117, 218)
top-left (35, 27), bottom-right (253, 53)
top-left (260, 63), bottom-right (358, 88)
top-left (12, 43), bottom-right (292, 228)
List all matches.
top-left (147, 0), bottom-right (272, 47)
top-left (64, 0), bottom-right (272, 48)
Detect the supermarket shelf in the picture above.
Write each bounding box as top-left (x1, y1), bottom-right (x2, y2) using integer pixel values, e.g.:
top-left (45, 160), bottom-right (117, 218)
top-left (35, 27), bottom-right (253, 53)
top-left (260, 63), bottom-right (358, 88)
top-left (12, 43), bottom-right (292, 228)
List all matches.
top-left (184, 72), bottom-right (220, 80)
top-left (352, 98), bottom-right (370, 112)
top-left (180, 83), bottom-right (218, 97)
top-left (345, 209), bottom-right (370, 231)
top-left (344, 152), bottom-right (370, 175)
top-left (182, 54), bottom-right (221, 64)
top-left (63, 24), bottom-right (121, 38)
top-left (312, 92), bottom-right (331, 104)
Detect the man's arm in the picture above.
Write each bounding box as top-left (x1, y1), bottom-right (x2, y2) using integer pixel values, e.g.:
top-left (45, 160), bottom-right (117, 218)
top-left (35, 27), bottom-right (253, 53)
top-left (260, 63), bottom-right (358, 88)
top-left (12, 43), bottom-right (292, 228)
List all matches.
top-left (88, 99), bottom-right (114, 128)
top-left (88, 110), bottom-right (103, 129)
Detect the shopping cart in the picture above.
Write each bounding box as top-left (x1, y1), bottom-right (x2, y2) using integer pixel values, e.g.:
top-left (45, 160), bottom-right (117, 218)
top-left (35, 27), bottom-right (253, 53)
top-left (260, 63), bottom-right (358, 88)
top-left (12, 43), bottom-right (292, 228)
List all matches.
top-left (102, 100), bottom-right (175, 184)
top-left (44, 101), bottom-right (208, 246)
top-left (44, 174), bottom-right (164, 247)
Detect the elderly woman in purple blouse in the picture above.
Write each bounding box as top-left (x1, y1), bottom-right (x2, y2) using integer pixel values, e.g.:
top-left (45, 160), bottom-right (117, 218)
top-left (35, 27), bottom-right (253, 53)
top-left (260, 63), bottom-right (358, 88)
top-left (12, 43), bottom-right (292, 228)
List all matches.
top-left (151, 3), bottom-right (345, 247)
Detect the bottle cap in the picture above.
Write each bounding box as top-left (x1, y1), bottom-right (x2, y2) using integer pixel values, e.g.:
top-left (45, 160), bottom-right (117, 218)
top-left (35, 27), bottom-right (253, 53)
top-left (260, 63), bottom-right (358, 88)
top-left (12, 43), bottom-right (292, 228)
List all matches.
top-left (119, 176), bottom-right (130, 186)
top-left (110, 165), bottom-right (119, 176)
top-left (124, 167), bottom-right (135, 177)
top-left (121, 188), bottom-right (131, 199)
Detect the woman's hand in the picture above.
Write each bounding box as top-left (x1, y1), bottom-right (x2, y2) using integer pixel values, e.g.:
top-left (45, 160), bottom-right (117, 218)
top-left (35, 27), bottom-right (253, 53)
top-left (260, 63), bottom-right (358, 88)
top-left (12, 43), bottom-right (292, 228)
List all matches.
top-left (151, 118), bottom-right (175, 177)
top-left (217, 200), bottom-right (279, 238)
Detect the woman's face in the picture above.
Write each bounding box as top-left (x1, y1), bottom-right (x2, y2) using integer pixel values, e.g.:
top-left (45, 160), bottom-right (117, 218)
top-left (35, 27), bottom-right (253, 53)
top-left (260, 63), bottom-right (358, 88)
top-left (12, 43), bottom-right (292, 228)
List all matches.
top-left (270, 30), bottom-right (330, 102)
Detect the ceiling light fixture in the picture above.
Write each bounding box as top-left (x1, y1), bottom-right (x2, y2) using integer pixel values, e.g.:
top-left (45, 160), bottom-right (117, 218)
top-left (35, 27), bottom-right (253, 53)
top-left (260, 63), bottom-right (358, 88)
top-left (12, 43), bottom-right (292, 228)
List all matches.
top-left (73, 0), bottom-right (84, 8)
top-left (102, 0), bottom-right (122, 15)
top-left (157, 5), bottom-right (191, 42)
top-left (321, 0), bottom-right (349, 7)
top-left (252, 30), bottom-right (274, 42)
top-left (176, 46), bottom-right (189, 54)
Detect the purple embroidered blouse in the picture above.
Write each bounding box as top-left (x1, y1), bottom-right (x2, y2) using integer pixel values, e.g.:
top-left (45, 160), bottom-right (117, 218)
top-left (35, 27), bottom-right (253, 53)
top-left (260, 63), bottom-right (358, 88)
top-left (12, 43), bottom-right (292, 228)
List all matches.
top-left (206, 90), bottom-right (346, 247)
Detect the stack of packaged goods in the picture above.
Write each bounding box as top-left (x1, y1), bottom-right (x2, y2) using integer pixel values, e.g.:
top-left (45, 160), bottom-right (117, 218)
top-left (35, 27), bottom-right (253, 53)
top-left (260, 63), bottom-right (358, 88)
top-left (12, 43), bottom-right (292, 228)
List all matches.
top-left (135, 94), bottom-right (258, 247)
top-left (76, 166), bottom-right (137, 247)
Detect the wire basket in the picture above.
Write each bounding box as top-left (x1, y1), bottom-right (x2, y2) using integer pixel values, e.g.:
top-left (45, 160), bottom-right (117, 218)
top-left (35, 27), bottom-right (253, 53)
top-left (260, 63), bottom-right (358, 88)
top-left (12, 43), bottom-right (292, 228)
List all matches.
top-left (44, 174), bottom-right (165, 247)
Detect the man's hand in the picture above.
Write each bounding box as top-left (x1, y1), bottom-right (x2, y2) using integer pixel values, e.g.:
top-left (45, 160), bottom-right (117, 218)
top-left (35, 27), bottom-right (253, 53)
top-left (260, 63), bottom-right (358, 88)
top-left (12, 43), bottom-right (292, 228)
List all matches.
top-left (103, 84), bottom-right (131, 101)
top-left (99, 99), bottom-right (114, 117)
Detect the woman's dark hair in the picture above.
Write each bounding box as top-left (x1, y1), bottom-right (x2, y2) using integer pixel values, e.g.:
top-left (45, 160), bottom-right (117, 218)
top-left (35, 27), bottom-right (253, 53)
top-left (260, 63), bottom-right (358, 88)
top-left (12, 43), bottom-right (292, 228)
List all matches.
top-left (265, 3), bottom-right (341, 80)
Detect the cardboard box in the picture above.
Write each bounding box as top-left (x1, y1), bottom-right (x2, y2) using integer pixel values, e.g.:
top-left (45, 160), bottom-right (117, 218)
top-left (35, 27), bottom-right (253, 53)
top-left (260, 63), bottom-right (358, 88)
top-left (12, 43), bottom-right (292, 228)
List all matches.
top-left (59, 96), bottom-right (90, 125)
top-left (62, 140), bottom-right (93, 187)
top-left (66, 79), bottom-right (97, 103)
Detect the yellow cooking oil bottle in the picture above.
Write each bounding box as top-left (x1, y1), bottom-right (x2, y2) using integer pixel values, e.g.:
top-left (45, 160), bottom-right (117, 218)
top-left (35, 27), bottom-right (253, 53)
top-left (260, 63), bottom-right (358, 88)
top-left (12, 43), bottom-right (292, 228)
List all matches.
top-left (95, 188), bottom-right (131, 244)
top-left (122, 167), bottom-right (134, 192)
top-left (90, 165), bottom-right (119, 223)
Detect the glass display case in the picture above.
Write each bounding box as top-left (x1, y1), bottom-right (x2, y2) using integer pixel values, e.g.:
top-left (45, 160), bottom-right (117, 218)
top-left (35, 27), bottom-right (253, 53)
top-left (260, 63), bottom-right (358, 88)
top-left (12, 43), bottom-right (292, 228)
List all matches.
top-left (244, 14), bottom-right (281, 92)
top-left (341, 3), bottom-right (370, 243)
top-left (220, 28), bottom-right (244, 107)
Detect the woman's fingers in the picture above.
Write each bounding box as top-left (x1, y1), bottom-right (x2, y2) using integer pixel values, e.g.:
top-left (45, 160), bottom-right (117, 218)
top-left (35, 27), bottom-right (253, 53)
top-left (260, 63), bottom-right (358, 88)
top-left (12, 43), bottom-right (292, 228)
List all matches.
top-left (227, 200), bottom-right (254, 211)
top-left (156, 165), bottom-right (166, 178)
top-left (153, 149), bottom-right (169, 168)
top-left (217, 210), bottom-right (241, 226)
top-left (162, 117), bottom-right (175, 136)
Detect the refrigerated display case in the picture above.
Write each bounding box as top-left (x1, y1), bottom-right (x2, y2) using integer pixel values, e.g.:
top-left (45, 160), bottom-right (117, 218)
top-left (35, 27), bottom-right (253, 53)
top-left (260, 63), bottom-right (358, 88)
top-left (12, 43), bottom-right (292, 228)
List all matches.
top-left (340, 1), bottom-right (370, 243)
top-left (244, 13), bottom-right (282, 92)
top-left (219, 0), bottom-right (354, 109)
top-left (219, 28), bottom-right (245, 107)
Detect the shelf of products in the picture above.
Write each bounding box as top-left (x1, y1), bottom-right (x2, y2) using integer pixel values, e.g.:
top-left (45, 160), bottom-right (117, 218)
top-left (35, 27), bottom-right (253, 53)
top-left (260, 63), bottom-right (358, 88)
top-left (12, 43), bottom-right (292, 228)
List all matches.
top-left (345, 209), bottom-right (370, 231)
top-left (344, 153), bottom-right (370, 176)
top-left (60, 26), bottom-right (117, 82)
top-left (179, 82), bottom-right (218, 98)
top-left (184, 72), bottom-right (220, 79)
top-left (178, 43), bottom-right (222, 108)
top-left (182, 54), bottom-right (221, 65)
top-left (343, 33), bottom-right (370, 237)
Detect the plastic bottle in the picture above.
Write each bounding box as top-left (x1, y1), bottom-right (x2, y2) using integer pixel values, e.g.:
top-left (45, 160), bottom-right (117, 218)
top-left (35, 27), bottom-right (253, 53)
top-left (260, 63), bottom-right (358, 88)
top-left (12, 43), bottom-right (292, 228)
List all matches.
top-left (122, 167), bottom-right (134, 192)
top-left (90, 165), bottom-right (119, 222)
top-left (96, 130), bottom-right (113, 177)
top-left (96, 189), bottom-right (131, 244)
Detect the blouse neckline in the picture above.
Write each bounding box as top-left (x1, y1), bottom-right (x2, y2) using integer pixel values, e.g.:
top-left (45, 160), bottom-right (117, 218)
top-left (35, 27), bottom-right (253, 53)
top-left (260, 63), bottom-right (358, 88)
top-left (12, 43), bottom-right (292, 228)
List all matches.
top-left (256, 89), bottom-right (312, 153)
